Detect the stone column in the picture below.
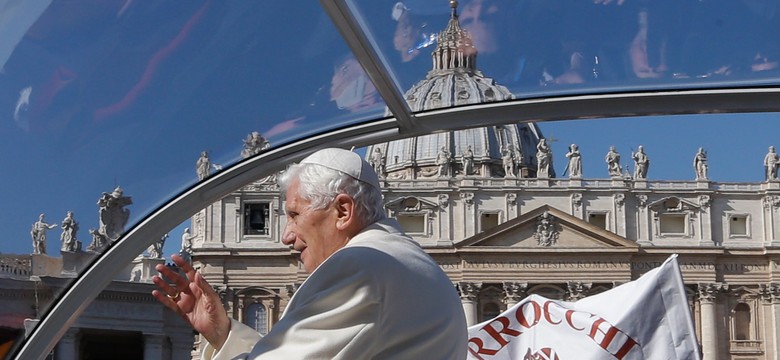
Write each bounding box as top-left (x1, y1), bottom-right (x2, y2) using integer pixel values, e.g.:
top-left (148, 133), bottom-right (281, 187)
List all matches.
top-left (437, 194), bottom-right (451, 243)
top-left (613, 193), bottom-right (626, 237)
top-left (144, 333), bottom-right (167, 360)
top-left (698, 283), bottom-right (720, 360)
top-left (636, 195), bottom-right (651, 245)
top-left (763, 196), bottom-right (780, 245)
top-left (760, 283), bottom-right (780, 358)
top-left (502, 282), bottom-right (527, 309)
top-left (460, 192), bottom-right (476, 238)
top-left (571, 193), bottom-right (583, 219)
top-left (55, 327), bottom-right (80, 360)
top-left (458, 282), bottom-right (481, 326)
top-left (505, 194), bottom-right (518, 221)
top-left (697, 195), bottom-right (712, 245)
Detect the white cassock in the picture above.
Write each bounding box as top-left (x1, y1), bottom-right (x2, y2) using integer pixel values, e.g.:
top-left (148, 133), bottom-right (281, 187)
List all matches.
top-left (204, 218), bottom-right (468, 360)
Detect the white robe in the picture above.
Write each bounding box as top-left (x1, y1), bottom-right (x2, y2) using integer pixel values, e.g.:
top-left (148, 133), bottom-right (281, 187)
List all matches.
top-left (204, 218), bottom-right (467, 359)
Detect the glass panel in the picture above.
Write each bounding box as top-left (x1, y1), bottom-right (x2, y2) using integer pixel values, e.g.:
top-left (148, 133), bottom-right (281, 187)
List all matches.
top-left (0, 1), bottom-right (386, 356)
top-left (245, 303), bottom-right (268, 336)
top-left (353, 0), bottom-right (780, 111)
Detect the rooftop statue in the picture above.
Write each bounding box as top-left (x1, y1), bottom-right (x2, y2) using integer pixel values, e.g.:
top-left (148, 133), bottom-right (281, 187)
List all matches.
top-left (764, 146), bottom-right (778, 181)
top-left (502, 146), bottom-right (516, 178)
top-left (196, 151), bottom-right (211, 181)
top-left (240, 131), bottom-right (270, 159)
top-left (694, 147), bottom-right (708, 180)
top-left (148, 233), bottom-right (168, 259)
top-left (605, 146), bottom-right (622, 178)
top-left (462, 145), bottom-right (474, 176)
top-left (86, 228), bottom-right (109, 253)
top-left (536, 139), bottom-right (553, 178)
top-left (632, 145), bottom-right (650, 179)
top-left (564, 144), bottom-right (582, 179)
top-left (179, 227), bottom-right (195, 262)
top-left (31, 213), bottom-right (57, 255)
top-left (98, 187), bottom-right (133, 242)
top-left (60, 211), bottom-right (79, 252)
top-left (370, 148), bottom-right (386, 178)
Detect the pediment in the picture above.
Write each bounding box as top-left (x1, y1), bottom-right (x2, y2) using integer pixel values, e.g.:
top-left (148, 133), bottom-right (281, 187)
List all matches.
top-left (455, 205), bottom-right (638, 250)
top-left (385, 196), bottom-right (439, 213)
top-left (647, 196), bottom-right (700, 212)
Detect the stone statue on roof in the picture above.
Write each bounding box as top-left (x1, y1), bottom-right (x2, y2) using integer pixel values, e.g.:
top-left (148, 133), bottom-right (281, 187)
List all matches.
top-left (241, 131), bottom-right (270, 159)
top-left (60, 211), bottom-right (79, 252)
top-left (605, 146), bottom-right (621, 178)
top-left (31, 213), bottom-right (57, 255)
top-left (98, 187), bottom-right (133, 242)
top-left (632, 145), bottom-right (650, 179)
top-left (536, 138), bottom-right (553, 178)
top-left (694, 147), bottom-right (708, 180)
top-left (148, 233), bottom-right (168, 259)
top-left (764, 146), bottom-right (778, 181)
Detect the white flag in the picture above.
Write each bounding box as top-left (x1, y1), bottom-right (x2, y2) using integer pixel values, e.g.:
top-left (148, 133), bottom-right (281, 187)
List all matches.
top-left (467, 254), bottom-right (701, 360)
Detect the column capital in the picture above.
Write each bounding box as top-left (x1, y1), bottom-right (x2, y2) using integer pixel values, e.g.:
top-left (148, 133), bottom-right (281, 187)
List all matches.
top-left (502, 282), bottom-right (527, 304)
top-left (759, 283), bottom-right (780, 304)
top-left (566, 281), bottom-right (592, 301)
top-left (697, 282), bottom-right (725, 304)
top-left (458, 281), bottom-right (481, 301)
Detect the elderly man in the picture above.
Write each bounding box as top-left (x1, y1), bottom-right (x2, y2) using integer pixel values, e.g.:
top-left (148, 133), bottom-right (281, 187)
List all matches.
top-left (153, 148), bottom-right (467, 359)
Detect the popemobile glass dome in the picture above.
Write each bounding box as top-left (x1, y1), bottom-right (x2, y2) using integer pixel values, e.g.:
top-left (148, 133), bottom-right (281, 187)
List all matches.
top-left (3, 0), bottom-right (780, 359)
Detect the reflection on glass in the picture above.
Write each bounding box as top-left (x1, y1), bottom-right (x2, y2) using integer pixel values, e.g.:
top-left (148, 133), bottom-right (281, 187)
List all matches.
top-left (358, 0), bottom-right (780, 104)
top-left (1, 1), bottom-right (387, 357)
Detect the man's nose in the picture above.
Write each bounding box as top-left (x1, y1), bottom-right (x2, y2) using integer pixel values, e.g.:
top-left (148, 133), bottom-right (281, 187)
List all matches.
top-left (282, 228), bottom-right (296, 245)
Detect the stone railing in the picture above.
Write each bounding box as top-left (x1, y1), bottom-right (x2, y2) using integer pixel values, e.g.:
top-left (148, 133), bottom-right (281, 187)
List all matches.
top-left (0, 255), bottom-right (32, 278)
top-left (729, 340), bottom-right (763, 354)
top-left (383, 178), bottom-right (766, 192)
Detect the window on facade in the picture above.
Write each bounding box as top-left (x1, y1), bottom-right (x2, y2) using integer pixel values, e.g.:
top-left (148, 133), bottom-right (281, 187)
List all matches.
top-left (245, 302), bottom-right (268, 335)
top-left (244, 203), bottom-right (270, 235)
top-left (588, 212), bottom-right (607, 230)
top-left (397, 214), bottom-right (425, 234)
top-left (481, 302), bottom-right (501, 322)
top-left (659, 214), bottom-right (686, 234)
top-left (730, 215), bottom-right (748, 236)
top-left (734, 303), bottom-right (751, 341)
top-left (480, 212), bottom-right (499, 232)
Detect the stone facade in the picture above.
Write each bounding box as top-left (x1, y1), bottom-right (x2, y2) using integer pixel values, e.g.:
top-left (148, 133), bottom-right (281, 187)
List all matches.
top-left (190, 176), bottom-right (780, 360)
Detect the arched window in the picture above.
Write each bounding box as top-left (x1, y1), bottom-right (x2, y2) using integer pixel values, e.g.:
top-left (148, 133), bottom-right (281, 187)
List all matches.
top-left (734, 303), bottom-right (751, 341)
top-left (481, 302), bottom-right (501, 322)
top-left (245, 302), bottom-right (268, 335)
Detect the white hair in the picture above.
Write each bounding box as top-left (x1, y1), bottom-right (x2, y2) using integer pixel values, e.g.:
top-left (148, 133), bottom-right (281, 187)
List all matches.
top-left (278, 163), bottom-right (385, 226)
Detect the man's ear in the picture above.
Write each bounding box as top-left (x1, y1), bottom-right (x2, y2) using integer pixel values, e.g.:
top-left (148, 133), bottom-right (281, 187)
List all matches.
top-left (333, 193), bottom-right (356, 231)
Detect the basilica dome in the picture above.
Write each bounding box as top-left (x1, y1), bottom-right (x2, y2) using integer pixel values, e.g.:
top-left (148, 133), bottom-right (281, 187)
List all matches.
top-left (365, 1), bottom-right (544, 180)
